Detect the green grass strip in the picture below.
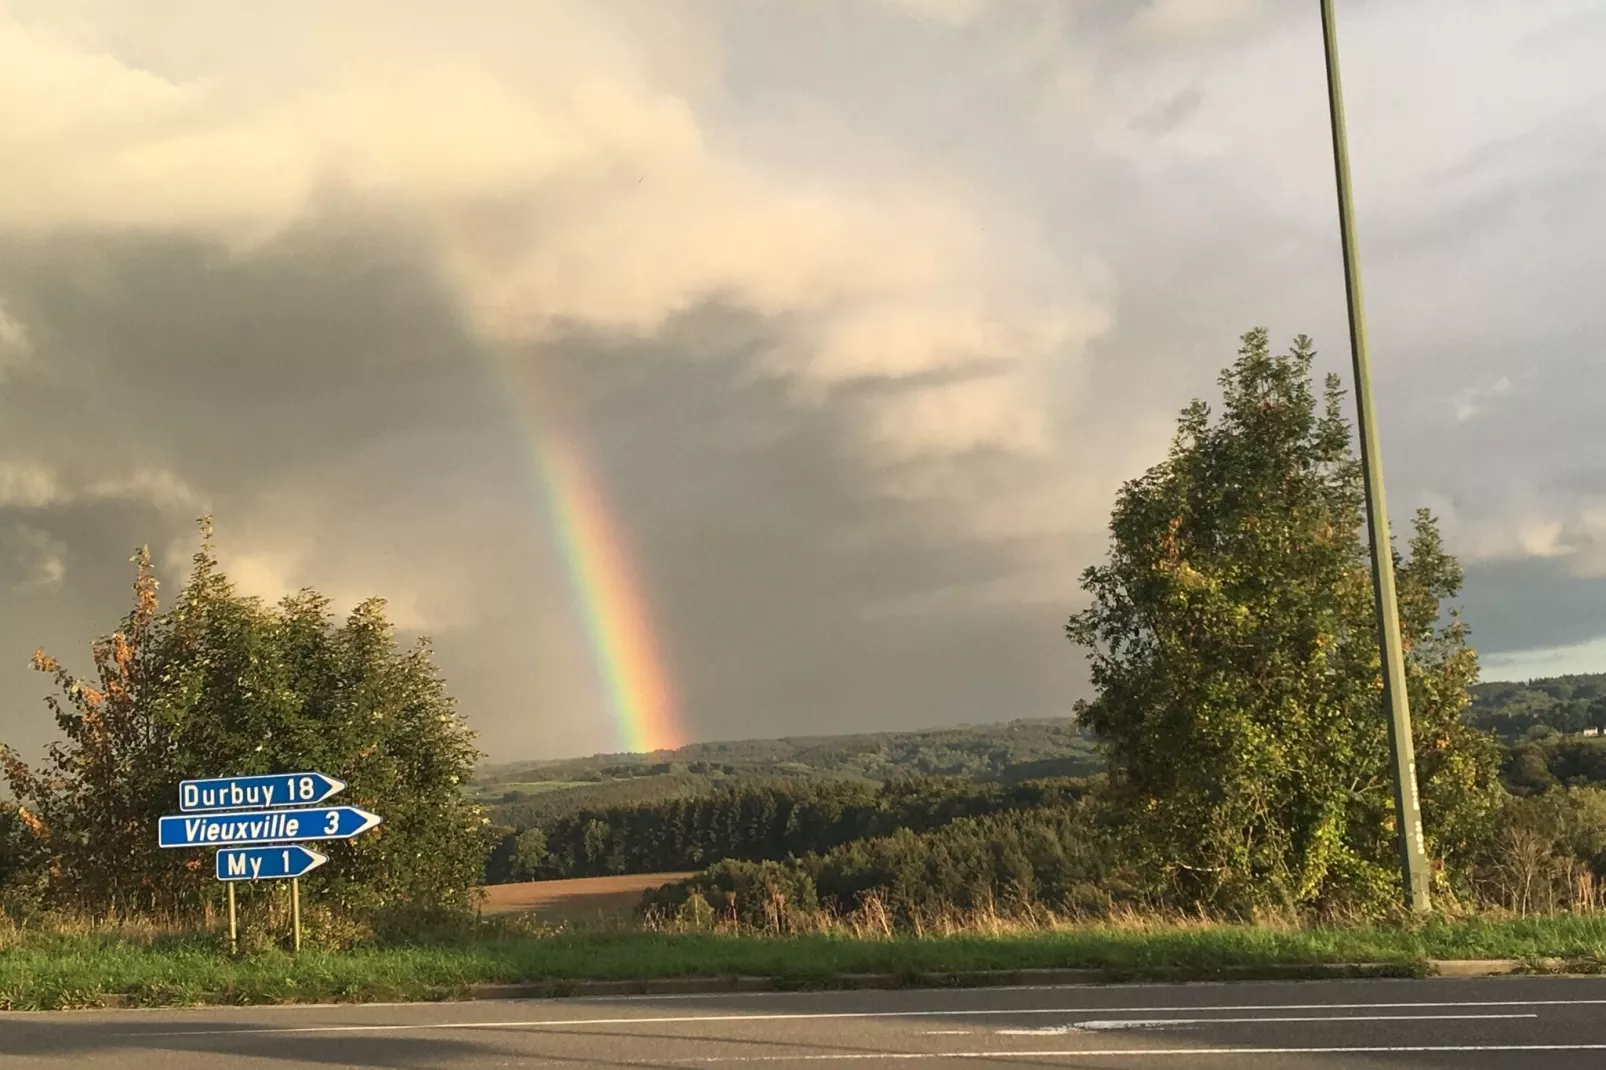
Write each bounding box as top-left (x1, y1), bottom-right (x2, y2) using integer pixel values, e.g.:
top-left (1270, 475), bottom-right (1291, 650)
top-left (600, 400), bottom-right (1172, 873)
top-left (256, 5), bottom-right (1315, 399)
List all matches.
top-left (6, 916), bottom-right (1606, 1010)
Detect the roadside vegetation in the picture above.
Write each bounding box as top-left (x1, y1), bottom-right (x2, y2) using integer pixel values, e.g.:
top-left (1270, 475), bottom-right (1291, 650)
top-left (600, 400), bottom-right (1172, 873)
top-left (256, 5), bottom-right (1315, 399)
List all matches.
top-left (6, 328), bottom-right (1606, 1008)
top-left (0, 519), bottom-right (487, 928)
top-left (8, 905), bottom-right (1606, 1010)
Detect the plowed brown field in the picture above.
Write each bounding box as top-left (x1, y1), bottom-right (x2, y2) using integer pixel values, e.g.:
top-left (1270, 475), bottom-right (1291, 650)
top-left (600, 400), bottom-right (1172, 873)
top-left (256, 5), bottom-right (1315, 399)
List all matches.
top-left (477, 872), bottom-right (694, 919)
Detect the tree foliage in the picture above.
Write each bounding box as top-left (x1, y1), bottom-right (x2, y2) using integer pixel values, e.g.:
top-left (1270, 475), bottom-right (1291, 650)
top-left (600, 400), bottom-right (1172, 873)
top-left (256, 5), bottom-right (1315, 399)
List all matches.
top-left (486, 774), bottom-right (1100, 883)
top-left (1065, 329), bottom-right (1503, 915)
top-left (642, 796), bottom-right (1124, 928)
top-left (0, 519), bottom-right (489, 920)
top-left (1466, 673), bottom-right (1606, 739)
top-left (475, 718), bottom-right (1102, 793)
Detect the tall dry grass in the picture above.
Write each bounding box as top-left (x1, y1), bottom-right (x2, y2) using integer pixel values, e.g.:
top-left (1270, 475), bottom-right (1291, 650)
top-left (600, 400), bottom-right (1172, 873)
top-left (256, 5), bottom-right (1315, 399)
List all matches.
top-left (638, 889), bottom-right (1364, 940)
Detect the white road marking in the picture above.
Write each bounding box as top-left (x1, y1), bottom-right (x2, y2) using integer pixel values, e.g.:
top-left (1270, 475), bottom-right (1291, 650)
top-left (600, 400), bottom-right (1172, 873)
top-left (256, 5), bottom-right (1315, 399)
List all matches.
top-left (996, 1013), bottom-right (1537, 1034)
top-left (122, 998), bottom-right (1602, 1038)
top-left (920, 1030), bottom-right (971, 1035)
top-left (670, 1046), bottom-right (1606, 1063)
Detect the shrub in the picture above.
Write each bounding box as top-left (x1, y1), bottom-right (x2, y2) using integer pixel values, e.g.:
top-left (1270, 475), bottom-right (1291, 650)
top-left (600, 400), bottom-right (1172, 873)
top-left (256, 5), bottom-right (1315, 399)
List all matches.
top-left (0, 518), bottom-right (488, 923)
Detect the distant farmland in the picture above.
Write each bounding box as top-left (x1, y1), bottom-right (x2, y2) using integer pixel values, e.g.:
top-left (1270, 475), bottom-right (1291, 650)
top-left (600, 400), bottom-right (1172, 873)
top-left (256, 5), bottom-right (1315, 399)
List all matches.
top-left (478, 873), bottom-right (694, 921)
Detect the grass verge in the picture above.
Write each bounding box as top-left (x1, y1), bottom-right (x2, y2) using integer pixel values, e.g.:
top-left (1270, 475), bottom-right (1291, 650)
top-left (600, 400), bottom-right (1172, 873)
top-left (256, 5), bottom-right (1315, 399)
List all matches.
top-left (4, 915), bottom-right (1606, 1010)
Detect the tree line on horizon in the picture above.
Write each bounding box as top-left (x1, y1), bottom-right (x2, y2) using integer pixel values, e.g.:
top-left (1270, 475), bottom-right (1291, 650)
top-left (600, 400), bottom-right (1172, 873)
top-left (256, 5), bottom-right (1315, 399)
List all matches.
top-left (481, 775), bottom-right (1099, 885)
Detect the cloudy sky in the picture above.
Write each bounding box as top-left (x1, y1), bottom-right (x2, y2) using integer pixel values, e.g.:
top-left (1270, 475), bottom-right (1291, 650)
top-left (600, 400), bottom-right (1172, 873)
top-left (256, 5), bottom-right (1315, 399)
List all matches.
top-left (1, 0), bottom-right (1603, 764)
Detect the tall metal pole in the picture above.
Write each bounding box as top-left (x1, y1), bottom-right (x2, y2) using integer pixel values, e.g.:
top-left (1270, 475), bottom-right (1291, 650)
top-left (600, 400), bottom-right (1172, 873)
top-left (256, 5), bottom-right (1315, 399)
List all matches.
top-left (227, 882), bottom-right (238, 954)
top-left (1319, 0), bottom-right (1432, 913)
top-left (292, 877), bottom-right (302, 953)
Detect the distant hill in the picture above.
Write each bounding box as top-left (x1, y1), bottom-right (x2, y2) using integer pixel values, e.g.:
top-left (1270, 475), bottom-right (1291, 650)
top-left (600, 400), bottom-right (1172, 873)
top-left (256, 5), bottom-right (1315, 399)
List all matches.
top-left (474, 670), bottom-right (1606, 827)
top-left (1468, 671), bottom-right (1606, 738)
top-left (475, 717), bottom-right (1101, 790)
top-left (482, 772), bottom-right (722, 830)
top-left (472, 718), bottom-right (1104, 827)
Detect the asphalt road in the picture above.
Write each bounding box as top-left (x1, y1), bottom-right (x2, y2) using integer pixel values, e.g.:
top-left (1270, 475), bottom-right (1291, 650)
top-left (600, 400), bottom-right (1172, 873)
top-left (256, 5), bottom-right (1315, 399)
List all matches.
top-left (7, 976), bottom-right (1606, 1068)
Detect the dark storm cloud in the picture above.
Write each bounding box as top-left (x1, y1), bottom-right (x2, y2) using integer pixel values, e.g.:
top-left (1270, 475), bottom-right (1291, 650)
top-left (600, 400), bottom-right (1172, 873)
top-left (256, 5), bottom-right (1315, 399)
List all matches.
top-left (0, 207), bottom-right (628, 759)
top-left (502, 306), bottom-right (1087, 746)
top-left (0, 213), bottom-right (497, 485)
top-left (0, 209), bottom-right (1086, 763)
top-left (1460, 558), bottom-right (1606, 658)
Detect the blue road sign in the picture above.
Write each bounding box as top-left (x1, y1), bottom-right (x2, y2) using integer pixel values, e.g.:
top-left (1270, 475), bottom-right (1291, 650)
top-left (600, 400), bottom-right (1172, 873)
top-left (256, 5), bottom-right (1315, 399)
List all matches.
top-left (217, 845), bottom-right (329, 882)
top-left (159, 805), bottom-right (382, 848)
top-left (179, 772), bottom-right (346, 813)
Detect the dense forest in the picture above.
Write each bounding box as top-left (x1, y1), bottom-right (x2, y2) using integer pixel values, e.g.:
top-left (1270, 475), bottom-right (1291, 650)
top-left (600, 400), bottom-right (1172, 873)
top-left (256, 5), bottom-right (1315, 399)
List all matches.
top-left (1467, 674), bottom-right (1606, 738)
top-left (483, 775), bottom-right (1099, 884)
top-left (472, 718), bottom-right (1102, 836)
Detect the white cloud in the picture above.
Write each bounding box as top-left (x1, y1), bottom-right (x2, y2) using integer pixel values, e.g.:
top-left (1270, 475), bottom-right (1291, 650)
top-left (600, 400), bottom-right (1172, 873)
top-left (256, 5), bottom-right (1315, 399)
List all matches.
top-left (873, 0), bottom-right (997, 28)
top-left (217, 540), bottom-right (443, 634)
top-left (0, 461), bottom-right (206, 514)
top-left (861, 375), bottom-right (1052, 461)
top-left (0, 461), bottom-right (63, 508)
top-left (1556, 500), bottom-right (1606, 579)
top-left (0, 301), bottom-right (28, 380)
top-left (8, 524), bottom-right (65, 589)
top-left (0, 7), bottom-right (1108, 466)
top-left (1421, 489), bottom-right (1606, 578)
top-left (1130, 0), bottom-right (1270, 42)
top-left (84, 469), bottom-right (207, 514)
top-left (1451, 375), bottom-right (1514, 423)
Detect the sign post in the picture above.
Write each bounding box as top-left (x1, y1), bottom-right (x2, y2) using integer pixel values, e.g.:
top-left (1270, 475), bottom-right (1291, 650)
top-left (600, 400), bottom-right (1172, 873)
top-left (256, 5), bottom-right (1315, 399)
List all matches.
top-left (160, 771), bottom-right (379, 954)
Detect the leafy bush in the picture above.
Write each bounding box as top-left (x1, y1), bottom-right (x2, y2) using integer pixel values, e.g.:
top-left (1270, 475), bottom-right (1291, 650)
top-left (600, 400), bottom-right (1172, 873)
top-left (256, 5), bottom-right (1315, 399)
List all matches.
top-left (1475, 788), bottom-right (1606, 913)
top-left (0, 519), bottom-right (489, 923)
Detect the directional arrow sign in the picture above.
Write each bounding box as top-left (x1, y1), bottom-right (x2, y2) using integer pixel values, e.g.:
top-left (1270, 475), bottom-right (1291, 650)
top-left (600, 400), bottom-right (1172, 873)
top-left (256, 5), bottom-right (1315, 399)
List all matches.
top-left (159, 805), bottom-right (382, 848)
top-left (216, 845), bottom-right (329, 882)
top-left (178, 772), bottom-right (346, 813)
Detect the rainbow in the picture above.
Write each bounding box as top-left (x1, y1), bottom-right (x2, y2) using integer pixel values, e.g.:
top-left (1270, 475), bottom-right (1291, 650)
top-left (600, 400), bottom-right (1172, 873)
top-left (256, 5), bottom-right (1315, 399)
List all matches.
top-left (487, 351), bottom-right (684, 754)
top-left (532, 432), bottom-right (682, 753)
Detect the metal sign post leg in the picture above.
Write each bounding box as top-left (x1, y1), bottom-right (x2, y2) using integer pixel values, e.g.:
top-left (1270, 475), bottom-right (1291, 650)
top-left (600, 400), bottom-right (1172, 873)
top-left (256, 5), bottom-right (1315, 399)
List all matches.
top-left (227, 883), bottom-right (238, 955)
top-left (292, 877), bottom-right (302, 953)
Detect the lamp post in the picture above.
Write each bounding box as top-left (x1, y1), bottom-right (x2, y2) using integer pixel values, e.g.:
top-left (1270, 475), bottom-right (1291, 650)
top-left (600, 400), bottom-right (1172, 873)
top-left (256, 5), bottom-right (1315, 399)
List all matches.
top-left (1318, 0), bottom-right (1432, 913)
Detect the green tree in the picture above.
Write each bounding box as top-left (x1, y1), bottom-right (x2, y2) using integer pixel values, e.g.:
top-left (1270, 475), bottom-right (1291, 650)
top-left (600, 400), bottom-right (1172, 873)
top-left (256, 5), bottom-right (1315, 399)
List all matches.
top-left (1, 519), bottom-right (490, 921)
top-left (509, 826), bottom-right (549, 881)
top-left (1065, 329), bottom-right (1502, 915)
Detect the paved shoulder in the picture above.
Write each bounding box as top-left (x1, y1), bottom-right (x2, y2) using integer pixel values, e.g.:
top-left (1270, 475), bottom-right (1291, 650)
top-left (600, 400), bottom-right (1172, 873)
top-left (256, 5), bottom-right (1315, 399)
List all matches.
top-left (7, 976), bottom-right (1606, 1068)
